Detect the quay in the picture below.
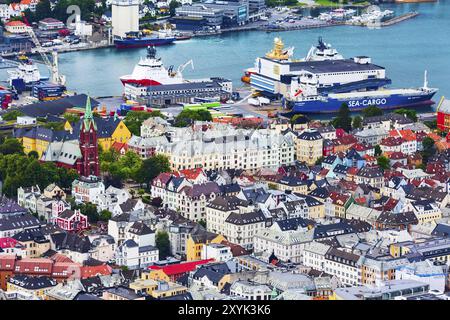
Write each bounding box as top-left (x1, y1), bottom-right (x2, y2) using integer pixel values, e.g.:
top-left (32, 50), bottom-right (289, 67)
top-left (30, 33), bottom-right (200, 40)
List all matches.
top-left (381, 11), bottom-right (419, 26)
top-left (346, 11), bottom-right (419, 27)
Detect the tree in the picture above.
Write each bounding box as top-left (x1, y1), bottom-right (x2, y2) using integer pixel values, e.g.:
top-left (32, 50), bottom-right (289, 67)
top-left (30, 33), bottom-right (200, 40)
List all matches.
top-left (0, 138), bottom-right (24, 155)
top-left (173, 109), bottom-right (212, 127)
top-left (35, 0), bottom-right (52, 22)
top-left (150, 197), bottom-right (163, 207)
top-left (421, 136), bottom-right (436, 164)
top-left (28, 151), bottom-right (39, 159)
top-left (2, 110), bottom-right (24, 121)
top-left (331, 103), bottom-right (352, 132)
top-left (374, 145), bottom-right (382, 157)
top-left (352, 115), bottom-right (362, 129)
top-left (135, 154), bottom-right (171, 186)
top-left (169, 0), bottom-right (181, 16)
top-left (393, 108), bottom-right (417, 122)
top-left (424, 120), bottom-right (437, 130)
top-left (123, 110), bottom-right (164, 136)
top-left (76, 202), bottom-right (99, 223)
top-left (63, 113), bottom-right (80, 124)
top-left (315, 156), bottom-right (324, 165)
top-left (198, 219), bottom-right (206, 228)
top-left (361, 106), bottom-right (383, 118)
top-left (156, 230), bottom-right (171, 259)
top-left (99, 210), bottom-right (112, 221)
top-left (377, 156), bottom-right (390, 170)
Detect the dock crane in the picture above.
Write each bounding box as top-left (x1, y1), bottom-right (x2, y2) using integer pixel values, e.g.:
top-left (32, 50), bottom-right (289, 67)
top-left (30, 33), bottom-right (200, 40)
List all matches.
top-left (25, 26), bottom-right (66, 86)
top-left (177, 59), bottom-right (194, 76)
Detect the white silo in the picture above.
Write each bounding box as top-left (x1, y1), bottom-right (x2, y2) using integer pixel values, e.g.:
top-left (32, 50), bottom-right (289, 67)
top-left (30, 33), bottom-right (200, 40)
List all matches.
top-left (111, 0), bottom-right (140, 38)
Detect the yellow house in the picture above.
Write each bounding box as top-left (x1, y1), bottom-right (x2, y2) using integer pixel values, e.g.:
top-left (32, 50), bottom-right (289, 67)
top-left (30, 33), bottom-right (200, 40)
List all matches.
top-left (64, 116), bottom-right (131, 151)
top-left (186, 232), bottom-right (225, 262)
top-left (129, 275), bottom-right (188, 299)
top-left (15, 112), bottom-right (132, 157)
top-left (16, 127), bottom-right (55, 157)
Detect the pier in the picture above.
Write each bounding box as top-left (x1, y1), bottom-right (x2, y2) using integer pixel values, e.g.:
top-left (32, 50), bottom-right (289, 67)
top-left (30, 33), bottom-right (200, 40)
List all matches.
top-left (381, 11), bottom-right (419, 26)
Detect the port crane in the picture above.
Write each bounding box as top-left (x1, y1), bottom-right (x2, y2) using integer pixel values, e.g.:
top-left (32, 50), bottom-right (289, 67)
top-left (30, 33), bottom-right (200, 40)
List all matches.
top-left (177, 59), bottom-right (194, 75)
top-left (25, 26), bottom-right (66, 86)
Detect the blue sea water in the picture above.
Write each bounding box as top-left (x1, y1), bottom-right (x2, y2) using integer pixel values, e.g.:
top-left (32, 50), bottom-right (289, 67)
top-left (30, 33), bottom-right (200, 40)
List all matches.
top-left (50, 2), bottom-right (450, 101)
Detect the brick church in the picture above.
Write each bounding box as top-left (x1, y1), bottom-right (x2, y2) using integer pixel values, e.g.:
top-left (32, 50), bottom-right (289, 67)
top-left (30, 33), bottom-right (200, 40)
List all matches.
top-left (39, 97), bottom-right (100, 177)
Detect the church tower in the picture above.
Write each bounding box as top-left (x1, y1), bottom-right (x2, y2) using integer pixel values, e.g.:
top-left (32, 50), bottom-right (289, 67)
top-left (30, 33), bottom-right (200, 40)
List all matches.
top-left (79, 97), bottom-right (99, 177)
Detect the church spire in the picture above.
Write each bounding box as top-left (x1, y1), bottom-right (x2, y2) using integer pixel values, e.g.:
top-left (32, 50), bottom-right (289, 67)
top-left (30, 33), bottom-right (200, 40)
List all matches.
top-left (82, 96), bottom-right (96, 132)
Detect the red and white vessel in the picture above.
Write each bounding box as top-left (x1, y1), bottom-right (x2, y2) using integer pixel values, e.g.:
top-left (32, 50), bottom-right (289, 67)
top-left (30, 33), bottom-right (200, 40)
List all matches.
top-left (120, 46), bottom-right (187, 86)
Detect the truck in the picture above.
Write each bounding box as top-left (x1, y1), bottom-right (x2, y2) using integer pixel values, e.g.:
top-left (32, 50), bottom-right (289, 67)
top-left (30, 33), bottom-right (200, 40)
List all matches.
top-left (258, 96), bottom-right (270, 105)
top-left (248, 98), bottom-right (260, 106)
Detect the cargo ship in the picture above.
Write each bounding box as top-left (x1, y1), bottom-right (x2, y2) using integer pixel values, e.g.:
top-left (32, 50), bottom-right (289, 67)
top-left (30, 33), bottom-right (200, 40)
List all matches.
top-left (248, 37), bottom-right (438, 114)
top-left (114, 30), bottom-right (175, 49)
top-left (120, 46), bottom-right (188, 86)
top-left (8, 59), bottom-right (49, 92)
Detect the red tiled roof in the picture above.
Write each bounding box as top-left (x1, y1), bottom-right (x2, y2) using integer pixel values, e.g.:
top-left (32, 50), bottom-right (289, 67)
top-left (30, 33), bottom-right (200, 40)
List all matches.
top-left (329, 192), bottom-right (350, 206)
top-left (381, 136), bottom-right (404, 147)
top-left (6, 20), bottom-right (26, 26)
top-left (221, 240), bottom-right (248, 257)
top-left (80, 264), bottom-right (112, 279)
top-left (179, 168), bottom-right (204, 180)
top-left (0, 255), bottom-right (16, 270)
top-left (148, 259), bottom-right (214, 275)
top-left (15, 258), bottom-right (53, 275)
top-left (52, 262), bottom-right (80, 277)
top-left (347, 167), bottom-right (359, 175)
top-left (0, 237), bottom-right (21, 249)
top-left (111, 141), bottom-right (128, 153)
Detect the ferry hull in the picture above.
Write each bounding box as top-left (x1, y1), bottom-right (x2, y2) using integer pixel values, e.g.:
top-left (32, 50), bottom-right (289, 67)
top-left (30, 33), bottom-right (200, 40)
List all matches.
top-left (290, 92), bottom-right (437, 114)
top-left (115, 38), bottom-right (175, 49)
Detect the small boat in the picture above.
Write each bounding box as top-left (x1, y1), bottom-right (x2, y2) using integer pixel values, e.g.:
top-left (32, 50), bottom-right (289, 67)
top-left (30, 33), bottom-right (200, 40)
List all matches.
top-left (175, 35), bottom-right (192, 41)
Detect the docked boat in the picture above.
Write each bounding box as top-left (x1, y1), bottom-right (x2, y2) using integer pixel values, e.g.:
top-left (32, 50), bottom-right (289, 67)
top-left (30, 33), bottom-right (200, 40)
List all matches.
top-left (305, 37), bottom-right (344, 61)
top-left (248, 38), bottom-right (438, 114)
top-left (114, 30), bottom-right (175, 49)
top-left (120, 46), bottom-right (187, 86)
top-left (8, 58), bottom-right (49, 91)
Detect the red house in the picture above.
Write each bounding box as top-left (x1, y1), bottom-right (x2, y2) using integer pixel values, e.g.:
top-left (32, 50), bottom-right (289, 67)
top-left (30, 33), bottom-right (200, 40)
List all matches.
top-left (437, 97), bottom-right (450, 132)
top-left (56, 209), bottom-right (89, 233)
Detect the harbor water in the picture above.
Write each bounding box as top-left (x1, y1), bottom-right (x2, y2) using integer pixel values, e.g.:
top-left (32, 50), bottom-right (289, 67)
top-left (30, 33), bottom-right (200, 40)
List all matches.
top-left (8, 2), bottom-right (450, 106)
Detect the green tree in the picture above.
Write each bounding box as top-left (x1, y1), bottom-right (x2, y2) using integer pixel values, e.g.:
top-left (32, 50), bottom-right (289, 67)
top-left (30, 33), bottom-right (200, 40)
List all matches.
top-left (169, 0), bottom-right (181, 16)
top-left (173, 109), bottom-right (212, 127)
top-left (35, 0), bottom-right (52, 21)
top-left (76, 202), bottom-right (99, 223)
top-left (136, 154), bottom-right (171, 186)
top-left (377, 156), bottom-right (390, 170)
top-left (156, 230), bottom-right (171, 259)
top-left (198, 219), bottom-right (206, 228)
top-left (421, 136), bottom-right (436, 164)
top-left (28, 150), bottom-right (39, 159)
top-left (99, 210), bottom-right (112, 221)
top-left (393, 108), bottom-right (418, 122)
top-left (2, 110), bottom-right (24, 121)
top-left (361, 105), bottom-right (383, 118)
top-left (63, 113), bottom-right (80, 124)
top-left (374, 145), bottom-right (382, 157)
top-left (331, 103), bottom-right (352, 132)
top-left (424, 120), bottom-right (437, 130)
top-left (315, 156), bottom-right (324, 165)
top-left (352, 115), bottom-right (362, 129)
top-left (123, 110), bottom-right (164, 136)
top-left (0, 138), bottom-right (24, 155)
